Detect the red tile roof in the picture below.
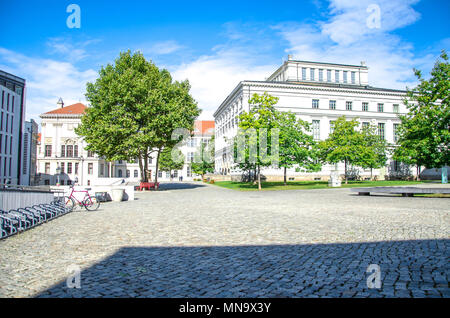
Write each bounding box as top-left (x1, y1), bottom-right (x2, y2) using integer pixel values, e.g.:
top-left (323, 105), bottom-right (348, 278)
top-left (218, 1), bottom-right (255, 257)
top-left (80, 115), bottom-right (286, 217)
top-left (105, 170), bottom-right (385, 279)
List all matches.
top-left (194, 120), bottom-right (215, 135)
top-left (43, 103), bottom-right (87, 115)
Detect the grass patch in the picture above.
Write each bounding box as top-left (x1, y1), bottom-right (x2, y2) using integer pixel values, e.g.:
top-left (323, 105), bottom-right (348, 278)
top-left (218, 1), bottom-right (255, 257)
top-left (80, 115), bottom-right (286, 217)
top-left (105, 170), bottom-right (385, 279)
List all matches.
top-left (413, 193), bottom-right (450, 198)
top-left (213, 180), bottom-right (427, 191)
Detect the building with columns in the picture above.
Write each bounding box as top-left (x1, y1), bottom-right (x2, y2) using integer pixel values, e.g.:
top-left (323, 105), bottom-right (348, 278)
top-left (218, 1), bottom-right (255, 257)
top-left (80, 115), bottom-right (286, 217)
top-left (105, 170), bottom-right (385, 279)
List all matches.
top-left (213, 56), bottom-right (415, 180)
top-left (37, 101), bottom-right (214, 185)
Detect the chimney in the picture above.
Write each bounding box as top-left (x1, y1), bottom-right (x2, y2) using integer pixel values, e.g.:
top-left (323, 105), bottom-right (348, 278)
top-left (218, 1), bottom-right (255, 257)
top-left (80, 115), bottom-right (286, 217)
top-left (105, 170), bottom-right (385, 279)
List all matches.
top-left (288, 54), bottom-right (293, 61)
top-left (360, 61), bottom-right (366, 67)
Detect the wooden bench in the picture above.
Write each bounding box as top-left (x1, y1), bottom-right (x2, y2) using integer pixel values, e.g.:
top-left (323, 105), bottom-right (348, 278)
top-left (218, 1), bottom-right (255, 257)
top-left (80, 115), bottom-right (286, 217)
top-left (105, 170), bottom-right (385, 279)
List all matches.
top-left (139, 182), bottom-right (159, 191)
top-left (351, 187), bottom-right (450, 197)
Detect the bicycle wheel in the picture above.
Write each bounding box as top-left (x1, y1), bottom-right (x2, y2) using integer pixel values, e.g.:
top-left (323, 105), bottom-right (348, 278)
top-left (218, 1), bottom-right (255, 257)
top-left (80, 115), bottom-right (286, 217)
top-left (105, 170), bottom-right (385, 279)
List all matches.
top-left (83, 197), bottom-right (100, 211)
top-left (64, 196), bottom-right (75, 212)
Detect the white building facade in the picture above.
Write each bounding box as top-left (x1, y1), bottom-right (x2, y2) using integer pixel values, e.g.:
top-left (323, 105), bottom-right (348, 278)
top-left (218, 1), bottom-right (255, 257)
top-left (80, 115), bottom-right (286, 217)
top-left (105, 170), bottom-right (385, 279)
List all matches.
top-left (214, 57), bottom-right (413, 181)
top-left (37, 102), bottom-right (214, 185)
top-left (37, 103), bottom-right (109, 186)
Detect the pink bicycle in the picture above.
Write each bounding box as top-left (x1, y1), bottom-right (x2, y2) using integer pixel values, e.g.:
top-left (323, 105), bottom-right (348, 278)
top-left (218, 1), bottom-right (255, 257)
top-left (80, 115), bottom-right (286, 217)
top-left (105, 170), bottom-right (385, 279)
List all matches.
top-left (64, 182), bottom-right (100, 212)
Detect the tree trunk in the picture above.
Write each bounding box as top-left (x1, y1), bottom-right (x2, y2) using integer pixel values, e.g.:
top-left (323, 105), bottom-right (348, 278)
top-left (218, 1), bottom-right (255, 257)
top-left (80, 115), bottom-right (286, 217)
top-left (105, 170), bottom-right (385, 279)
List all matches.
top-left (284, 166), bottom-right (287, 186)
top-left (417, 165), bottom-right (421, 181)
top-left (370, 168), bottom-right (373, 181)
top-left (143, 152), bottom-right (149, 182)
top-left (257, 165), bottom-right (261, 191)
top-left (154, 149), bottom-right (161, 190)
top-left (344, 159), bottom-right (348, 184)
top-left (138, 155), bottom-right (146, 182)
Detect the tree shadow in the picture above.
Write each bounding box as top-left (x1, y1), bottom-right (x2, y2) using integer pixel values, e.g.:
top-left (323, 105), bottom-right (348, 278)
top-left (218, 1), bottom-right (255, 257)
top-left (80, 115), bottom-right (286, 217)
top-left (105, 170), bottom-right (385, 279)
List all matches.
top-left (35, 239), bottom-right (449, 298)
top-left (152, 182), bottom-right (207, 191)
top-left (349, 193), bottom-right (450, 199)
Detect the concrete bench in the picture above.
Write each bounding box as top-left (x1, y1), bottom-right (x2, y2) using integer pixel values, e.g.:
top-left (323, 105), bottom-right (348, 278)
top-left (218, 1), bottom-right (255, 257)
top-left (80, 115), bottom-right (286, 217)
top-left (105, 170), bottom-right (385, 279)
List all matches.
top-left (351, 187), bottom-right (450, 197)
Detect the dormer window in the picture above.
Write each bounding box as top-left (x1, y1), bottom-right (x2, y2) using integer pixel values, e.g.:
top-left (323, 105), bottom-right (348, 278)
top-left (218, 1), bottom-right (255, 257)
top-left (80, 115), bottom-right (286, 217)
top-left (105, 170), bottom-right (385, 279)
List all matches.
top-left (319, 69), bottom-right (323, 81)
top-left (351, 72), bottom-right (356, 84)
top-left (327, 70), bottom-right (331, 82)
top-left (335, 70), bottom-right (340, 83)
top-left (302, 68), bottom-right (306, 81)
top-left (310, 68), bottom-right (315, 81)
top-left (343, 71), bottom-right (348, 83)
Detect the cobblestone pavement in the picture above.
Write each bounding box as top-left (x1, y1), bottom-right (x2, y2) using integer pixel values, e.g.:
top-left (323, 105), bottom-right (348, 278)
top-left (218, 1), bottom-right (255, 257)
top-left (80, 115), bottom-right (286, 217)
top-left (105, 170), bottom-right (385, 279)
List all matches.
top-left (0, 182), bottom-right (448, 298)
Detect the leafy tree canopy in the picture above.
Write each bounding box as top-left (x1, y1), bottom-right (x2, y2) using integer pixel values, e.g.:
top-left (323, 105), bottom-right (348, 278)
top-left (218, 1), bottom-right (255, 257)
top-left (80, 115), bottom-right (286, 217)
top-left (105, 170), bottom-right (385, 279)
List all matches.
top-left (76, 50), bottom-right (200, 183)
top-left (394, 50), bottom-right (450, 169)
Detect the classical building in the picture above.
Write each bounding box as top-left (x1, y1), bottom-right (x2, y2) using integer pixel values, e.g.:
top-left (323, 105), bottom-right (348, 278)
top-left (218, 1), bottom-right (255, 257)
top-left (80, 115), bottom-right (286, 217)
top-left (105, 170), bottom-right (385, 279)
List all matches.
top-left (0, 70), bottom-right (27, 185)
top-left (37, 103), bottom-right (108, 186)
top-left (37, 101), bottom-right (214, 185)
top-left (213, 56), bottom-right (415, 180)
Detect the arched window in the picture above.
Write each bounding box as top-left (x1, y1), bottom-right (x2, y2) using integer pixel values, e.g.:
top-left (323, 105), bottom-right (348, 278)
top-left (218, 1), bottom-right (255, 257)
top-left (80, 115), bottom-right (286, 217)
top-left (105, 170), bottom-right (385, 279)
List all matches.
top-left (126, 170), bottom-right (130, 178)
top-left (118, 170), bottom-right (123, 177)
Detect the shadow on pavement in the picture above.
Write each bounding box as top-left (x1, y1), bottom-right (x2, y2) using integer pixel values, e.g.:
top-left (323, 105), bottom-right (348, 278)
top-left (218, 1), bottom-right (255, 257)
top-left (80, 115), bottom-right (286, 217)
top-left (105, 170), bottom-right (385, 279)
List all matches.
top-left (36, 239), bottom-right (449, 298)
top-left (148, 182), bottom-right (207, 191)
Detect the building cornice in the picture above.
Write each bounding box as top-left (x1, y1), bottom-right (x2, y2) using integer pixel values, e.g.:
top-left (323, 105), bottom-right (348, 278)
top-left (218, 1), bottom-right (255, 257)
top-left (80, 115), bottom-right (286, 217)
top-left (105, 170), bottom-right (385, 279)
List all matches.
top-left (214, 80), bottom-right (408, 118)
top-left (39, 114), bottom-right (84, 119)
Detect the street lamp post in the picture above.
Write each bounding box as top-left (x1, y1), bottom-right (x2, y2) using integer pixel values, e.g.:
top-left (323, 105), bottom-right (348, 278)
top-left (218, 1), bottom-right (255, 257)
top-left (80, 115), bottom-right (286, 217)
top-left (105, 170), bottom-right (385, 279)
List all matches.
top-left (80, 155), bottom-right (84, 186)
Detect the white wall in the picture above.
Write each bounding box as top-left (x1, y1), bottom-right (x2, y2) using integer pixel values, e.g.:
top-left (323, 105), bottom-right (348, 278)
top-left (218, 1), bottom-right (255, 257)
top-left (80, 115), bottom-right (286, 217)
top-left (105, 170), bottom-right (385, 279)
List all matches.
top-left (214, 81), bottom-right (410, 178)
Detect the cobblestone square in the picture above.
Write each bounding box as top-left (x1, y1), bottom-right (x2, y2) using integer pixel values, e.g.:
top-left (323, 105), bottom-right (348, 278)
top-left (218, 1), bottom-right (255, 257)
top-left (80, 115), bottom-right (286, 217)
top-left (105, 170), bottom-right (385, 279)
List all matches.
top-left (0, 182), bottom-right (449, 298)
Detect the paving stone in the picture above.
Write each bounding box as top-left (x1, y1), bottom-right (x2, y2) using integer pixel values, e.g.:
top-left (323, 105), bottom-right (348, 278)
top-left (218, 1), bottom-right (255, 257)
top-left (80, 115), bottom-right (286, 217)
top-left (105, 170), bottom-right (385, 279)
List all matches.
top-left (0, 182), bottom-right (448, 298)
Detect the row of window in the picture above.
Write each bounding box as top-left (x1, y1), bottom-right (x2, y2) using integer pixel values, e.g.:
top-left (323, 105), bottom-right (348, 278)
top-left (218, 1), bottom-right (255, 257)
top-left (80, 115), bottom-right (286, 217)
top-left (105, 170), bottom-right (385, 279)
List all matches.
top-left (0, 156), bottom-right (12, 178)
top-left (60, 145), bottom-right (81, 158)
top-left (312, 120), bottom-right (400, 142)
top-left (0, 112), bottom-right (14, 134)
top-left (311, 100), bottom-right (399, 113)
top-left (44, 162), bottom-right (95, 175)
top-left (187, 138), bottom-right (210, 148)
top-left (1, 91), bottom-right (15, 113)
top-left (44, 144), bottom-right (94, 158)
top-left (301, 68), bottom-right (357, 84)
top-left (0, 134), bottom-right (13, 155)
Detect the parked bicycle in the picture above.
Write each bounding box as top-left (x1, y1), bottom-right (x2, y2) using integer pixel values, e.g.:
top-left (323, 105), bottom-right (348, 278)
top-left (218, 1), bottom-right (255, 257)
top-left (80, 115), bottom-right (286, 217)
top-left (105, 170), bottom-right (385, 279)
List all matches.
top-left (64, 178), bottom-right (100, 212)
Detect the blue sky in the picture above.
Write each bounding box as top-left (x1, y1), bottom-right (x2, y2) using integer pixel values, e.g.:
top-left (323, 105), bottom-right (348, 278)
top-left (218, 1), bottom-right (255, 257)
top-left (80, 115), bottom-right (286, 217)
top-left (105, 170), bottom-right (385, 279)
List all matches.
top-left (0, 0), bottom-right (449, 121)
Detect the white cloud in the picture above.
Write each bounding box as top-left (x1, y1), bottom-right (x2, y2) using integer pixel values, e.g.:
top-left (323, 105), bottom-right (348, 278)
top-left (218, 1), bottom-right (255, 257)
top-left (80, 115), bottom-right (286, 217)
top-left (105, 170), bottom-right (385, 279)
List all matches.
top-left (46, 37), bottom-right (101, 62)
top-left (172, 47), bottom-right (274, 120)
top-left (146, 40), bottom-right (184, 55)
top-left (274, 0), bottom-right (432, 90)
top-left (0, 47), bottom-right (97, 122)
top-left (322, 0), bottom-right (421, 45)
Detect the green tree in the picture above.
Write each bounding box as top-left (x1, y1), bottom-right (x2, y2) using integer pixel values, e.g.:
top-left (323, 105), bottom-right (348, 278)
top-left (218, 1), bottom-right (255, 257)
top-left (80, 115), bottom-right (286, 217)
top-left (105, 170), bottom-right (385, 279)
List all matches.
top-left (191, 136), bottom-right (215, 179)
top-left (358, 124), bottom-right (389, 180)
top-left (76, 51), bottom-right (200, 187)
top-left (158, 146), bottom-right (185, 180)
top-left (394, 50), bottom-right (450, 180)
top-left (237, 93), bottom-right (280, 190)
top-left (319, 116), bottom-right (365, 184)
top-left (277, 111), bottom-right (321, 185)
